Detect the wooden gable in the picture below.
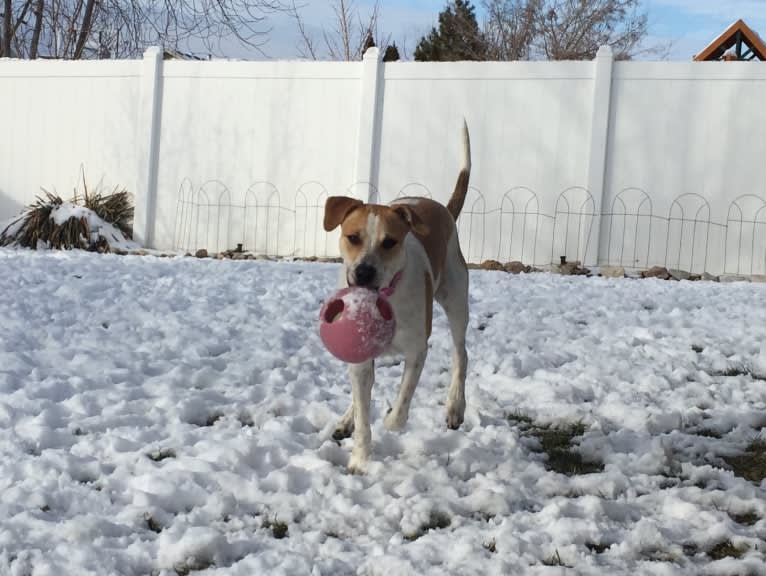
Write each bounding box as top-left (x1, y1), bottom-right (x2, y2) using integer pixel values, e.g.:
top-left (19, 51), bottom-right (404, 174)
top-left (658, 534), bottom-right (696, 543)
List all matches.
top-left (694, 19), bottom-right (766, 61)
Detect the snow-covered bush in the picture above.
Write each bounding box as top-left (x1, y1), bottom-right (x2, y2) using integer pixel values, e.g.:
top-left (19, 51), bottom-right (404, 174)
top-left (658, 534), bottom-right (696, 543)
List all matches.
top-left (0, 185), bottom-right (136, 252)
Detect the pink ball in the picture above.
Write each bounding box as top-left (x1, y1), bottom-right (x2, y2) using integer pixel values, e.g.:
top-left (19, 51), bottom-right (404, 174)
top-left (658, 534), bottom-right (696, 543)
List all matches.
top-left (319, 286), bottom-right (395, 363)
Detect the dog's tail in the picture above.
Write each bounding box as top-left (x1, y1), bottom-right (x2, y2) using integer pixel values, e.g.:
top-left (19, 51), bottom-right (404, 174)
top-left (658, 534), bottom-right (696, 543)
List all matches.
top-left (446, 119), bottom-right (472, 221)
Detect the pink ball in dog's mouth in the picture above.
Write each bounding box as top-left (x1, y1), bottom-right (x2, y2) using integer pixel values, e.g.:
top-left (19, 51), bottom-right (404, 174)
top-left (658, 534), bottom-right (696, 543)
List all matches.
top-left (319, 286), bottom-right (395, 363)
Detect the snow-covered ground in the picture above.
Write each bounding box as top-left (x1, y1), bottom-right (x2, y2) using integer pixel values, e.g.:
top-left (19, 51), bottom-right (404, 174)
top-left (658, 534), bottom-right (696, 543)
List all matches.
top-left (1, 249), bottom-right (765, 576)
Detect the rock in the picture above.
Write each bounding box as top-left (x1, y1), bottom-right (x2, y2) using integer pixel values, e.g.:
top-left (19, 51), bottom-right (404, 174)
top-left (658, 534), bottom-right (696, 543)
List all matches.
top-left (669, 269), bottom-right (691, 281)
top-left (232, 252), bottom-right (248, 260)
top-left (600, 266), bottom-right (625, 278)
top-left (466, 263), bottom-right (482, 270)
top-left (503, 261), bottom-right (530, 274)
top-left (701, 272), bottom-right (719, 282)
top-left (751, 275), bottom-right (766, 283)
top-left (719, 275), bottom-right (751, 283)
top-left (195, 249), bottom-right (208, 258)
top-left (641, 266), bottom-right (671, 280)
top-left (558, 260), bottom-right (590, 276)
top-left (688, 274), bottom-right (702, 281)
top-left (480, 260), bottom-right (505, 271)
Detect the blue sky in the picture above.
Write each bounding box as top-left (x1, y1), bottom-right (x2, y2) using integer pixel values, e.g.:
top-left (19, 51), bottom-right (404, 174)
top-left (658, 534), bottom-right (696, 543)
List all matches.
top-left (259, 0), bottom-right (766, 60)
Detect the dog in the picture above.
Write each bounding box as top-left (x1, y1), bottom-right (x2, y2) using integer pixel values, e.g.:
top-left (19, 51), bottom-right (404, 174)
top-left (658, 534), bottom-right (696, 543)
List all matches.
top-left (322, 121), bottom-right (472, 473)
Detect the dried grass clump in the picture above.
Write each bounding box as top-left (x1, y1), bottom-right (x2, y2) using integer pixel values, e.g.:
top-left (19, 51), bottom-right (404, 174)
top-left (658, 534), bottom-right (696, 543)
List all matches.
top-left (0, 175), bottom-right (134, 252)
top-left (77, 182), bottom-right (133, 239)
top-left (0, 191), bottom-right (72, 249)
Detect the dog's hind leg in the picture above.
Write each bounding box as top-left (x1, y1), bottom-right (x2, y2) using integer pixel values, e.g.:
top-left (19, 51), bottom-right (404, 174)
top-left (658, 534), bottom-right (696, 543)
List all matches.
top-left (437, 269), bottom-right (469, 430)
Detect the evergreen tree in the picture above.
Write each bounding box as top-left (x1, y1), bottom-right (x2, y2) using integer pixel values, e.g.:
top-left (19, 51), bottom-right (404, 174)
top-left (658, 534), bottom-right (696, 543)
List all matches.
top-left (414, 0), bottom-right (489, 61)
top-left (383, 43), bottom-right (401, 62)
top-left (361, 30), bottom-right (376, 57)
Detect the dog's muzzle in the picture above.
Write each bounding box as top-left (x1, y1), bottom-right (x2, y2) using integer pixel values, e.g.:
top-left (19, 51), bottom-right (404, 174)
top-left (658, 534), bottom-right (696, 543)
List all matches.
top-left (351, 263), bottom-right (378, 288)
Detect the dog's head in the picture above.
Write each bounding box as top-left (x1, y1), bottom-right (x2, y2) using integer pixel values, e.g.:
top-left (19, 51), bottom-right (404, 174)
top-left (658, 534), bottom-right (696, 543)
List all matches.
top-left (324, 196), bottom-right (428, 289)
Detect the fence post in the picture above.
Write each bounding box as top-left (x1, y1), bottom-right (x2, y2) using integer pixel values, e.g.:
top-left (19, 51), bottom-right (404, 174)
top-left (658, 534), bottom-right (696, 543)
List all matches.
top-left (134, 46), bottom-right (163, 248)
top-left (583, 45), bottom-right (614, 267)
top-left (354, 47), bottom-right (383, 203)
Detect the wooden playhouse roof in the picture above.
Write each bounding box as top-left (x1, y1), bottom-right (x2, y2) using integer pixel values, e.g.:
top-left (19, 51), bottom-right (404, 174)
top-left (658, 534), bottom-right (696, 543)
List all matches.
top-left (693, 19), bottom-right (766, 61)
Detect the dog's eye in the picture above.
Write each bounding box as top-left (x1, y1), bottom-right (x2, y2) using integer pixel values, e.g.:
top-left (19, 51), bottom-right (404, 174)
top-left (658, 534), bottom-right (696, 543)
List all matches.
top-left (381, 237), bottom-right (397, 250)
top-left (347, 234), bottom-right (361, 246)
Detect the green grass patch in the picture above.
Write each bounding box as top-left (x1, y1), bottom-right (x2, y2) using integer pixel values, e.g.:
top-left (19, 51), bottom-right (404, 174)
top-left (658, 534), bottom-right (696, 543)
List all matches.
top-left (682, 543), bottom-right (699, 557)
top-left (724, 439), bottom-right (766, 483)
top-left (262, 515), bottom-right (289, 539)
top-left (692, 427), bottom-right (724, 439)
top-left (727, 510), bottom-right (760, 526)
top-left (707, 540), bottom-right (748, 560)
top-left (507, 411), bottom-right (535, 427)
top-left (403, 511), bottom-right (452, 541)
top-left (585, 542), bottom-right (610, 554)
top-left (508, 414), bottom-right (604, 476)
top-left (714, 366), bottom-right (766, 381)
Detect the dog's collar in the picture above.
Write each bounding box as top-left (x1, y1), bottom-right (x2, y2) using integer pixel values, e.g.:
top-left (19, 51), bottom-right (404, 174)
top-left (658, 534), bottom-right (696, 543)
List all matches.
top-left (379, 270), bottom-right (403, 298)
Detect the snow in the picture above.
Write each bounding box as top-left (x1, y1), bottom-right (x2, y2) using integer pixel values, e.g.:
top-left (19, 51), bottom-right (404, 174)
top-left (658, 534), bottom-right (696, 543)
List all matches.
top-left (0, 248), bottom-right (765, 575)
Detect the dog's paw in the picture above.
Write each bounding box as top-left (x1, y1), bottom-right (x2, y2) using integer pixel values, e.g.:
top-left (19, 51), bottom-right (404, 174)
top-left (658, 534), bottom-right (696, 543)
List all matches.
top-left (384, 410), bottom-right (407, 432)
top-left (347, 452), bottom-right (368, 475)
top-left (445, 403), bottom-right (465, 430)
top-left (332, 425), bottom-right (353, 442)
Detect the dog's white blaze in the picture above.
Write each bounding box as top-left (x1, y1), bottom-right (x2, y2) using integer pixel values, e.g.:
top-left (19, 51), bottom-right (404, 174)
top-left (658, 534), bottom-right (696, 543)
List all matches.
top-left (352, 212), bottom-right (379, 264)
top-left (366, 213), bottom-right (379, 250)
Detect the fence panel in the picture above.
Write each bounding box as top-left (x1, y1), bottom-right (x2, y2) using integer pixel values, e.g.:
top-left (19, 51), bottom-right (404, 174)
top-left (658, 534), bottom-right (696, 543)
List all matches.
top-left (2, 53), bottom-right (766, 275)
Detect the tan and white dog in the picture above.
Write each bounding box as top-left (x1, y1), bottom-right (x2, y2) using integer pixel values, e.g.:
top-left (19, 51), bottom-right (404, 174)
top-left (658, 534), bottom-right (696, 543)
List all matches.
top-left (323, 121), bottom-right (471, 473)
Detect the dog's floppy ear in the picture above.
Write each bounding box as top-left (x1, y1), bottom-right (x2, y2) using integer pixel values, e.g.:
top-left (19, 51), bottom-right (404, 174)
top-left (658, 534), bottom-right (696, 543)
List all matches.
top-left (393, 205), bottom-right (429, 236)
top-left (324, 196), bottom-right (363, 231)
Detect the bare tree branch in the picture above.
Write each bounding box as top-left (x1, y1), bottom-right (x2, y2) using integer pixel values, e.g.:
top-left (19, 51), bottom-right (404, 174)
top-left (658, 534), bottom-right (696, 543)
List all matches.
top-left (482, 0), bottom-right (652, 61)
top-left (73, 0), bottom-right (95, 58)
top-left (11, 0), bottom-right (33, 39)
top-left (293, 0), bottom-right (384, 61)
top-left (30, 0), bottom-right (44, 57)
top-left (3, 0), bottom-right (295, 59)
top-left (2, 0), bottom-right (13, 55)
top-left (290, 0), bottom-right (316, 59)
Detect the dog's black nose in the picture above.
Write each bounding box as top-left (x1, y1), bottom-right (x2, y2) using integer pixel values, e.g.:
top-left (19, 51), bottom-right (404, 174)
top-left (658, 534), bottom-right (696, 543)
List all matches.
top-left (353, 264), bottom-right (377, 287)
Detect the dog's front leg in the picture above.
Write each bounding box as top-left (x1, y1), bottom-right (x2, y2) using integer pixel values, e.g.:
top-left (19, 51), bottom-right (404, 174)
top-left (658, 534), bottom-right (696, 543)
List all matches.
top-left (348, 359), bottom-right (374, 474)
top-left (384, 347), bottom-right (427, 431)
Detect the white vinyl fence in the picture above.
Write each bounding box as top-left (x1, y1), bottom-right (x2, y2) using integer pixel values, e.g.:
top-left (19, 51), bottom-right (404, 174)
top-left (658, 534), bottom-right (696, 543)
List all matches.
top-left (1, 47), bottom-right (766, 275)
